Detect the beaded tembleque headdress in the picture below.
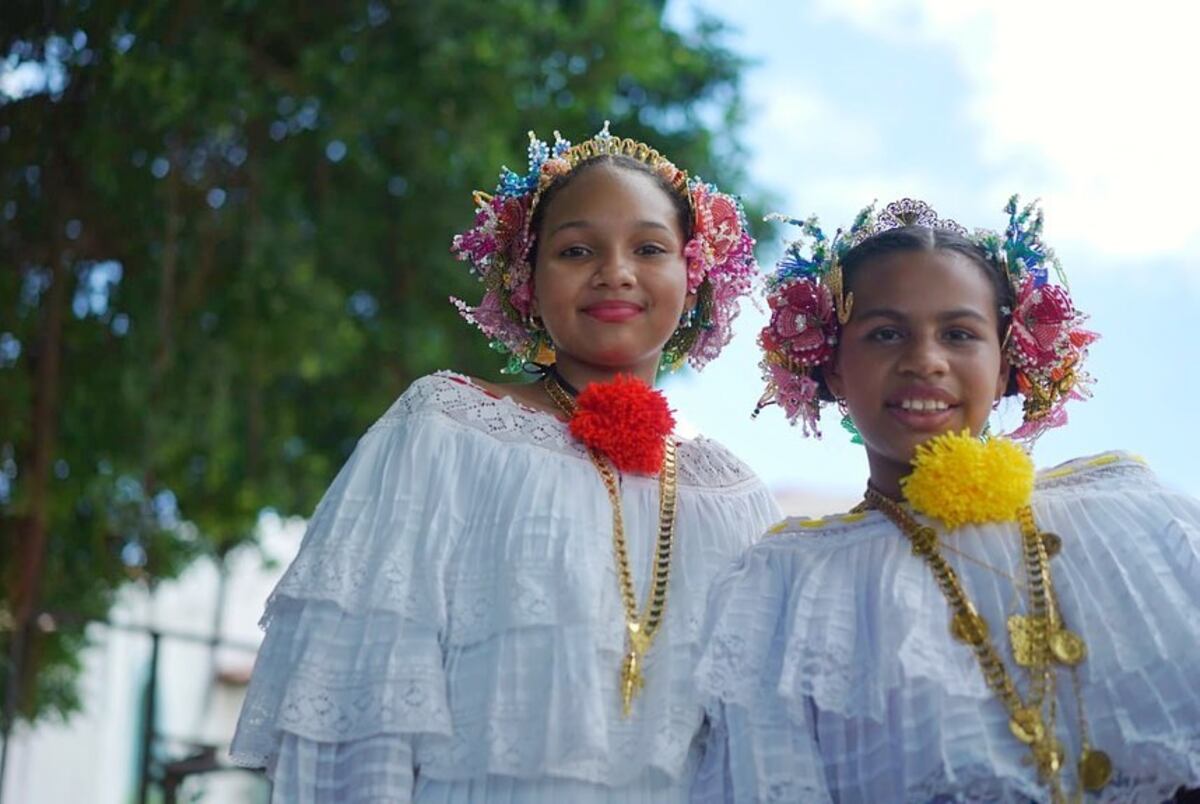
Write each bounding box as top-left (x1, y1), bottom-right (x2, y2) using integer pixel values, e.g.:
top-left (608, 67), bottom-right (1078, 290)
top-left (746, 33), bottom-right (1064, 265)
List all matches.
top-left (450, 123), bottom-right (758, 373)
top-left (756, 196), bottom-right (1097, 441)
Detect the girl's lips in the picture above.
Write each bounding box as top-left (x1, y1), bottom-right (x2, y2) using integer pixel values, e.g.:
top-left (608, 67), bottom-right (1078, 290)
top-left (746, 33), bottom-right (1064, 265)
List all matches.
top-left (582, 301), bottom-right (645, 322)
top-left (886, 404), bottom-right (958, 432)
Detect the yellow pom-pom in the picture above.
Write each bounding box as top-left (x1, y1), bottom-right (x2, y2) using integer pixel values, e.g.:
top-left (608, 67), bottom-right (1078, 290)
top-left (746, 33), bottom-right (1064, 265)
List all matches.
top-left (901, 431), bottom-right (1034, 529)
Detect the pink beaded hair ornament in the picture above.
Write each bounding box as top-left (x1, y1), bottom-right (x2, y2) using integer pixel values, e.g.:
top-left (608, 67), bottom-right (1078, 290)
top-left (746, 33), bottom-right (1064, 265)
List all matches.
top-left (755, 196), bottom-right (1098, 441)
top-left (450, 122), bottom-right (758, 374)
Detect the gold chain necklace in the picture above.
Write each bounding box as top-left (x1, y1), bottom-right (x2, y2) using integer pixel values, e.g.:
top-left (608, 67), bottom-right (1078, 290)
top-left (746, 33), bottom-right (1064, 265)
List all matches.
top-left (544, 375), bottom-right (679, 717)
top-left (940, 540), bottom-right (1028, 592)
top-left (863, 489), bottom-right (1112, 802)
top-left (855, 497), bottom-right (1033, 592)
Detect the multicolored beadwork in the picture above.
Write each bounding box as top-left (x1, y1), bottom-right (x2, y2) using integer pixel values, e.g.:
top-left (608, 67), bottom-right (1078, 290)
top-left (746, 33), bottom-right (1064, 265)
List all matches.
top-left (755, 196), bottom-right (1096, 441)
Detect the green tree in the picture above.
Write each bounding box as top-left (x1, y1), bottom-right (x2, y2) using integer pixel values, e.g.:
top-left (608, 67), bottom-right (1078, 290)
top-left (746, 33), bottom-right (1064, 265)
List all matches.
top-left (0, 0), bottom-right (753, 725)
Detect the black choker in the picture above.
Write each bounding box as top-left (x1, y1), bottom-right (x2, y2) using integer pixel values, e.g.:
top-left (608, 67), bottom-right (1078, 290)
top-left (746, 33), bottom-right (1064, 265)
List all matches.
top-left (542, 364), bottom-right (581, 398)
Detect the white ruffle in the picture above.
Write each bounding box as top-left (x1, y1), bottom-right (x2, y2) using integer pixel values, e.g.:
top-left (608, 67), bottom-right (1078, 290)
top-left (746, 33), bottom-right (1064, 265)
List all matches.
top-left (695, 452), bottom-right (1200, 803)
top-left (230, 372), bottom-right (780, 800)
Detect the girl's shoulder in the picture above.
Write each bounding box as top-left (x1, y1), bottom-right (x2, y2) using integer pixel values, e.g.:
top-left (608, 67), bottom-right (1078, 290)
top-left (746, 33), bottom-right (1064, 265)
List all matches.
top-left (755, 508), bottom-right (889, 551)
top-left (374, 370), bottom-right (517, 423)
top-left (750, 453), bottom-right (1136, 545)
top-left (378, 371), bottom-right (765, 491)
top-left (752, 451), bottom-right (1162, 551)
top-left (1035, 449), bottom-right (1152, 488)
top-left (677, 434), bottom-right (768, 493)
top-left (370, 370), bottom-right (569, 446)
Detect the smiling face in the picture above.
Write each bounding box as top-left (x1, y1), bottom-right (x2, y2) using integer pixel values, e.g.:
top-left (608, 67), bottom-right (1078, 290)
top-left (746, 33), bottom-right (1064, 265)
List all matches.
top-left (530, 163), bottom-right (692, 385)
top-left (824, 247), bottom-right (1010, 495)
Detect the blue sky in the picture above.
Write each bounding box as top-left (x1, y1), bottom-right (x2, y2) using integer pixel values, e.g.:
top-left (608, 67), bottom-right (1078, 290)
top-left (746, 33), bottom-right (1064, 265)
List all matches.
top-left (662, 0), bottom-right (1200, 501)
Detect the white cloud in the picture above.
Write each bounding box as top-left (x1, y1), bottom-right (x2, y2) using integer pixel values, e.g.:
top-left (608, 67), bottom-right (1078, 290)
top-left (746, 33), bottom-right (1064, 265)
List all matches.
top-left (762, 172), bottom-right (968, 226)
top-left (743, 81), bottom-right (953, 221)
top-left (748, 81), bottom-right (882, 166)
top-left (816, 0), bottom-right (1200, 262)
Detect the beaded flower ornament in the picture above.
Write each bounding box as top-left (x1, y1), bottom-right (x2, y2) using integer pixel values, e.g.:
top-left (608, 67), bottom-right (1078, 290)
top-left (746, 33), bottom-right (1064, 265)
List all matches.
top-left (756, 197), bottom-right (1097, 440)
top-left (451, 123), bottom-right (758, 374)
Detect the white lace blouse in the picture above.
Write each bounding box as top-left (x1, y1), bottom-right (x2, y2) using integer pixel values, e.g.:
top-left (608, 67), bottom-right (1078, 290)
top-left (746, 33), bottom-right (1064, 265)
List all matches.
top-left (693, 452), bottom-right (1200, 804)
top-left (229, 372), bottom-right (781, 803)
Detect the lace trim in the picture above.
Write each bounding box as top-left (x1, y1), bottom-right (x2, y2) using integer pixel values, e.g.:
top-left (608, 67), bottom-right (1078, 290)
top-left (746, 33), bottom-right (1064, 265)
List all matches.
top-left (696, 632), bottom-right (758, 708)
top-left (701, 609), bottom-right (877, 715)
top-left (1036, 451), bottom-right (1153, 493)
top-left (763, 512), bottom-right (885, 542)
top-left (764, 451), bottom-right (1156, 542)
top-left (375, 371), bottom-right (759, 491)
top-left (241, 669), bottom-right (451, 743)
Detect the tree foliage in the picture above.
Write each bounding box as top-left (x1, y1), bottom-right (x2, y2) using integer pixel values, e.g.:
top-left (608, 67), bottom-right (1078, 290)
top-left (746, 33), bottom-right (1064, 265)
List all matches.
top-left (0, 0), bottom-right (751, 722)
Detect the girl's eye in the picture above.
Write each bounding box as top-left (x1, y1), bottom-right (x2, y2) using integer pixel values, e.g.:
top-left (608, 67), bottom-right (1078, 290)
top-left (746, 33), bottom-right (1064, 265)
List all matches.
top-left (636, 243), bottom-right (668, 256)
top-left (867, 326), bottom-right (903, 343)
top-left (559, 245), bottom-right (591, 258)
top-left (945, 328), bottom-right (980, 342)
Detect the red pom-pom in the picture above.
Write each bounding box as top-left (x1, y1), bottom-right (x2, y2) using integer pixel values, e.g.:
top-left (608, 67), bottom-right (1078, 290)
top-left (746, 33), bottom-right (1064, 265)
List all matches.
top-left (570, 375), bottom-right (676, 474)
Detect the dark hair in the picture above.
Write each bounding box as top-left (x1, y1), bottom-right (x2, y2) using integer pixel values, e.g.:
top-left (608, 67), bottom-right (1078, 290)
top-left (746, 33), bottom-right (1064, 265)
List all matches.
top-left (815, 225), bottom-right (1019, 401)
top-left (527, 154), bottom-right (693, 267)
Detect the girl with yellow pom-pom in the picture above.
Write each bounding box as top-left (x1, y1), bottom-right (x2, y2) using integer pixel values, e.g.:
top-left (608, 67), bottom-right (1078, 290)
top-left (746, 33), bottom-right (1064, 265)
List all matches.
top-left (693, 198), bottom-right (1200, 803)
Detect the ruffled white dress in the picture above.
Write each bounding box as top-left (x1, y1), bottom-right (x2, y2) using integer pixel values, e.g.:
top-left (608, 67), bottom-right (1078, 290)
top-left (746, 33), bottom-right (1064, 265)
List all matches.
top-left (230, 371), bottom-right (781, 803)
top-left (694, 452), bottom-right (1200, 803)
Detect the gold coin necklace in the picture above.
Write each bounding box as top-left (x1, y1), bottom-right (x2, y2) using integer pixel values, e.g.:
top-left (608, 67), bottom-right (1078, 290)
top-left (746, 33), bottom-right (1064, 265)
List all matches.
top-left (863, 489), bottom-right (1111, 802)
top-left (544, 372), bottom-right (678, 717)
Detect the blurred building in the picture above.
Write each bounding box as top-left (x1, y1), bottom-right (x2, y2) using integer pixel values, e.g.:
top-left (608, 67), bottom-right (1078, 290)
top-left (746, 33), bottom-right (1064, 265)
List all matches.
top-left (1, 514), bottom-right (303, 804)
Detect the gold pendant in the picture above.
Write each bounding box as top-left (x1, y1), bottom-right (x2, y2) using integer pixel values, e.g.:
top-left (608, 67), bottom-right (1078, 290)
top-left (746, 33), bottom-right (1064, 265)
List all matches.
top-left (950, 610), bottom-right (990, 645)
top-left (619, 649), bottom-right (644, 716)
top-left (620, 623), bottom-right (650, 717)
top-left (1006, 614), bottom-right (1040, 667)
top-left (1033, 737), bottom-right (1066, 780)
top-left (1040, 531), bottom-right (1062, 558)
top-left (1049, 628), bottom-right (1086, 665)
top-left (1009, 706), bottom-right (1045, 744)
top-left (1078, 748), bottom-right (1113, 791)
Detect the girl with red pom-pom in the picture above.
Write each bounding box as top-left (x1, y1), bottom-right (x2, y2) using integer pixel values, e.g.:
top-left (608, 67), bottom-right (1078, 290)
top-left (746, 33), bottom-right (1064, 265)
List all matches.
top-left (232, 126), bottom-right (779, 803)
